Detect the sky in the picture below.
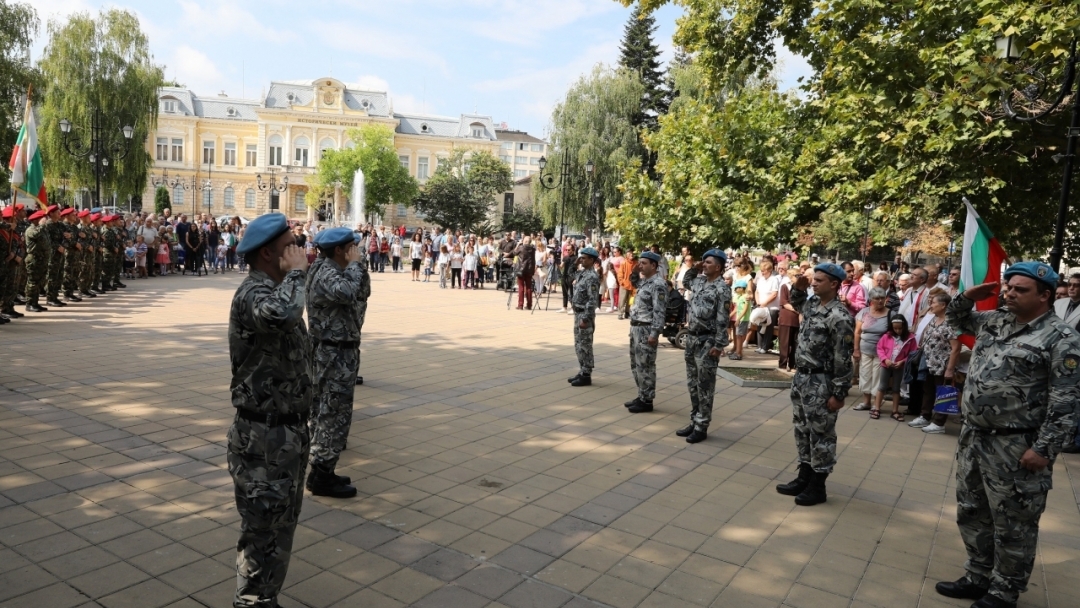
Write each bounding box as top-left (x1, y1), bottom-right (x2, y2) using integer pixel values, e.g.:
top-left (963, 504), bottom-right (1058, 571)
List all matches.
top-left (29, 0), bottom-right (813, 137)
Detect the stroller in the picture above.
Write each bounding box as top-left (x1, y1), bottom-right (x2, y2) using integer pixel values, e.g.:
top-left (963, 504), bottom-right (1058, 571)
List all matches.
top-left (661, 284), bottom-right (689, 349)
top-left (497, 259), bottom-right (516, 291)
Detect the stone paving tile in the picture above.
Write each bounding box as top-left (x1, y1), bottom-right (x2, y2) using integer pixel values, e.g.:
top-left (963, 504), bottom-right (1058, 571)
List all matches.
top-left (0, 273), bottom-right (1078, 608)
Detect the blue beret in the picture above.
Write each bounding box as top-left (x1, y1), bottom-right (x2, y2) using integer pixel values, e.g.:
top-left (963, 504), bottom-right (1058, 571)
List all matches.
top-left (640, 251), bottom-right (662, 264)
top-left (703, 249), bottom-right (727, 263)
top-left (579, 247), bottom-right (599, 259)
top-left (1004, 261), bottom-right (1059, 289)
top-left (814, 263), bottom-right (847, 282)
top-left (236, 213), bottom-right (289, 255)
top-left (313, 227), bottom-right (355, 250)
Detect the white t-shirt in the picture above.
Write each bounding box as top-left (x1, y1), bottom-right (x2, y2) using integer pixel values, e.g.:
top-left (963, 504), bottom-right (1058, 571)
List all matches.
top-left (409, 241), bottom-right (423, 259)
top-left (755, 273), bottom-right (781, 309)
top-left (464, 253), bottom-right (478, 271)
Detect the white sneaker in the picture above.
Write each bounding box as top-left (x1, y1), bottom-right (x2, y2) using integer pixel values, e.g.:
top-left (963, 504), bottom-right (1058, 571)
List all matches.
top-left (557, 308), bottom-right (566, 312)
top-left (908, 416), bottom-right (929, 428)
top-left (606, 307), bottom-right (614, 313)
top-left (922, 423), bottom-right (945, 434)
top-left (595, 308), bottom-right (602, 313)
top-left (852, 402), bottom-right (870, 411)
top-left (567, 310), bottom-right (574, 315)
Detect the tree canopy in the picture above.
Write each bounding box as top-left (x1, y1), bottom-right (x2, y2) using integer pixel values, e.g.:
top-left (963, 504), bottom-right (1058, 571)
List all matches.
top-left (0, 0), bottom-right (40, 195)
top-left (305, 124), bottom-right (418, 217)
top-left (618, 5), bottom-right (667, 131)
top-left (37, 8), bottom-right (164, 203)
top-left (414, 149), bottom-right (512, 232)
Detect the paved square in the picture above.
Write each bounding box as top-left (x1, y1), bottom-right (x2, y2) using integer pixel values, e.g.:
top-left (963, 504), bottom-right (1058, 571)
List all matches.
top-left (1, 272), bottom-right (1078, 607)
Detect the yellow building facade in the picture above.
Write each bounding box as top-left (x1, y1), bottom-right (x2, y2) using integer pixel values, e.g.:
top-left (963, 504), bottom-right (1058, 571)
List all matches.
top-left (143, 77), bottom-right (500, 226)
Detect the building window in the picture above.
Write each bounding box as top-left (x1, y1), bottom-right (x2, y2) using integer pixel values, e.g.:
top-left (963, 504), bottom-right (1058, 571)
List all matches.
top-left (293, 136), bottom-right (309, 167)
top-left (294, 190), bottom-right (306, 212)
top-left (417, 157), bottom-right (429, 181)
top-left (202, 141), bottom-right (215, 165)
top-left (472, 126), bottom-right (484, 138)
top-left (156, 137), bottom-right (168, 161)
top-left (319, 137), bottom-right (335, 162)
top-left (514, 169), bottom-right (528, 178)
top-left (501, 142), bottom-right (513, 151)
top-left (268, 134), bottom-right (284, 166)
top-left (499, 155), bottom-right (511, 164)
top-left (203, 189), bottom-right (213, 208)
top-left (245, 188), bottom-right (256, 209)
top-left (173, 185), bottom-right (184, 206)
top-left (514, 156), bottom-right (524, 165)
top-left (163, 100), bottom-right (175, 113)
top-left (531, 143), bottom-right (543, 152)
top-left (171, 138), bottom-right (183, 162)
top-left (246, 144), bottom-right (257, 167)
top-left (399, 155), bottom-right (409, 172)
top-left (530, 157), bottom-right (540, 166)
top-left (396, 203), bottom-right (407, 217)
top-left (224, 142), bottom-right (236, 166)
top-left (223, 187), bottom-right (235, 208)
top-left (518, 143), bottom-right (527, 151)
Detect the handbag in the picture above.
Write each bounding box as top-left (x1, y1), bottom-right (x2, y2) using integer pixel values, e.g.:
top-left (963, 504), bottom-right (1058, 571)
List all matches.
top-left (932, 384), bottom-right (960, 415)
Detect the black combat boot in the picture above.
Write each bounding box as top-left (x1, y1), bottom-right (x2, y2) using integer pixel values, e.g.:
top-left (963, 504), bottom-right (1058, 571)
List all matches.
top-left (794, 471), bottom-right (828, 506)
top-left (114, 281), bottom-right (127, 288)
top-left (25, 300), bottom-right (47, 312)
top-left (675, 424), bottom-right (694, 437)
top-left (0, 314), bottom-right (9, 324)
top-left (685, 428), bottom-right (707, 444)
top-left (306, 464), bottom-right (357, 498)
top-left (627, 400), bottom-right (653, 413)
top-left (934, 577), bottom-right (990, 600)
top-left (570, 374), bottom-right (591, 387)
top-left (81, 289), bottom-right (96, 297)
top-left (970, 594), bottom-right (1015, 608)
top-left (776, 463), bottom-right (814, 496)
top-left (14, 294), bottom-right (26, 304)
top-left (64, 291), bottom-right (82, 302)
top-left (624, 397), bottom-right (641, 408)
top-left (4, 307), bottom-right (24, 318)
top-left (46, 297), bottom-right (67, 307)
top-left (355, 376), bottom-right (364, 386)
top-left (568, 374), bottom-right (581, 384)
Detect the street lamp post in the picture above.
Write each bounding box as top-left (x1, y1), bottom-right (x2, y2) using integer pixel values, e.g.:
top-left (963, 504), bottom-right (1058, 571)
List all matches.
top-left (256, 168), bottom-right (289, 213)
top-left (861, 203), bottom-right (875, 263)
top-left (996, 35), bottom-right (1079, 271)
top-left (150, 168), bottom-right (195, 217)
top-left (198, 161), bottom-right (214, 216)
top-left (58, 109), bottom-right (134, 209)
top-left (536, 154), bottom-right (594, 240)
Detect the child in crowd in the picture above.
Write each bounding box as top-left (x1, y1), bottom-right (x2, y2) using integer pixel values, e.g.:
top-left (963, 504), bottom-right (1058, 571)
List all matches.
top-left (449, 244), bottom-right (464, 289)
top-left (463, 245), bottom-right (479, 289)
top-left (874, 315), bottom-right (917, 421)
top-left (156, 239), bottom-right (171, 276)
top-left (391, 237), bottom-right (402, 273)
top-left (123, 240), bottom-right (136, 280)
top-left (437, 245), bottom-right (450, 288)
top-left (134, 235), bottom-right (148, 279)
top-left (214, 241), bottom-right (228, 274)
top-left (730, 280), bottom-right (752, 360)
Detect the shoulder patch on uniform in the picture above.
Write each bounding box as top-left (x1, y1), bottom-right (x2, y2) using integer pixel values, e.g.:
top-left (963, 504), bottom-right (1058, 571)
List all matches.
top-left (1065, 355), bottom-right (1079, 372)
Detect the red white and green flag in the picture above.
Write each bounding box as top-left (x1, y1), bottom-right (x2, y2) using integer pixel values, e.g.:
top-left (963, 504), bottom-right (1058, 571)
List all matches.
top-left (8, 93), bottom-right (47, 209)
top-left (959, 198), bottom-right (1008, 309)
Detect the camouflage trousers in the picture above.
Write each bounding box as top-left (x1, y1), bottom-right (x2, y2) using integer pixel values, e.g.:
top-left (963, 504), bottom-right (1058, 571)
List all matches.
top-left (309, 344), bottom-right (359, 469)
top-left (629, 325), bottom-right (658, 401)
top-left (684, 335), bottom-right (720, 431)
top-left (23, 253), bottom-right (49, 303)
top-left (62, 250), bottom-right (80, 294)
top-left (45, 249), bottom-right (64, 299)
top-left (227, 414), bottom-right (310, 608)
top-left (955, 427), bottom-right (1050, 604)
top-left (790, 371), bottom-right (838, 473)
top-left (15, 259), bottom-right (25, 297)
top-left (573, 313), bottom-right (595, 375)
top-left (102, 254), bottom-right (118, 287)
top-left (79, 250), bottom-right (95, 292)
top-left (0, 260), bottom-right (12, 309)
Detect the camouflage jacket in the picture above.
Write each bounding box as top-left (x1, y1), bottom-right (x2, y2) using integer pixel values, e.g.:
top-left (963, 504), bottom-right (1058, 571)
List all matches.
top-left (630, 273), bottom-right (667, 338)
top-left (229, 268), bottom-right (312, 416)
top-left (685, 274), bottom-right (732, 348)
top-left (947, 294), bottom-right (1080, 459)
top-left (0, 223), bottom-right (10, 265)
top-left (24, 223), bottom-right (51, 260)
top-left (306, 256), bottom-right (365, 344)
top-left (46, 219), bottom-right (68, 254)
top-left (790, 288), bottom-right (855, 399)
top-left (571, 268), bottom-right (600, 317)
top-left (102, 227), bottom-right (119, 257)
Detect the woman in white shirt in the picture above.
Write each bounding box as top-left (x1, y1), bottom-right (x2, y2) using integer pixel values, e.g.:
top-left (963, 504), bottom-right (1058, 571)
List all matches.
top-left (408, 233), bottom-right (423, 281)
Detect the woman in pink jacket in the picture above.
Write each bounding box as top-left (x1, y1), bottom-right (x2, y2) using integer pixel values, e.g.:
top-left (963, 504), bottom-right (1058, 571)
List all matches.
top-left (872, 315), bottom-right (918, 421)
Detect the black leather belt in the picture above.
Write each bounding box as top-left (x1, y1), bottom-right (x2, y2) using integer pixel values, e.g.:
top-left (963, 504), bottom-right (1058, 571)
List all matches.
top-left (797, 367), bottom-right (827, 374)
top-left (235, 408), bottom-right (308, 427)
top-left (574, 307), bottom-right (586, 313)
top-left (968, 425), bottom-right (1039, 436)
top-left (315, 339), bottom-right (359, 349)
top-left (631, 321), bottom-right (650, 326)
top-left (688, 329), bottom-right (713, 336)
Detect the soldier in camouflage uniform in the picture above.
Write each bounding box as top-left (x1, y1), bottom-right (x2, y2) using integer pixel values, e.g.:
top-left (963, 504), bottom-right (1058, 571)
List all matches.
top-left (568, 247), bottom-right (600, 387)
top-left (227, 213), bottom-right (311, 608)
top-left (23, 209), bottom-right (52, 313)
top-left (90, 214), bottom-right (106, 293)
top-left (110, 215), bottom-right (127, 288)
top-left (625, 251), bottom-right (667, 413)
top-left (677, 249), bottom-right (732, 443)
top-left (99, 216), bottom-right (118, 291)
top-left (61, 209), bottom-right (83, 302)
top-left (76, 211), bottom-right (97, 298)
top-left (355, 238), bottom-right (371, 386)
top-left (933, 262), bottom-right (1080, 608)
top-left (776, 263), bottom-right (854, 506)
top-left (14, 204), bottom-right (28, 302)
top-left (44, 206), bottom-right (70, 307)
top-left (1, 207), bottom-right (23, 319)
top-left (305, 227), bottom-right (365, 498)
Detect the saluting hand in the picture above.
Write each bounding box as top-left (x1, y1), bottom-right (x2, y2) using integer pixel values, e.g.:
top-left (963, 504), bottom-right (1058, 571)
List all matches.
top-left (346, 244), bottom-right (362, 264)
top-left (280, 244), bottom-right (309, 273)
top-left (963, 281), bottom-right (1000, 302)
top-left (794, 274), bottom-right (810, 291)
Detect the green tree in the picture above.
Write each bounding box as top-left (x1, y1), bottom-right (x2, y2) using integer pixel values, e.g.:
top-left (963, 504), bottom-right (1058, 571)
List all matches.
top-left (618, 5), bottom-right (667, 130)
top-left (539, 65), bottom-right (644, 232)
top-left (154, 185), bottom-right (170, 214)
top-left (305, 123), bottom-right (418, 217)
top-left (0, 1), bottom-right (40, 194)
top-left (414, 149), bottom-right (512, 231)
top-left (501, 205), bottom-right (546, 235)
top-left (37, 9), bottom-right (163, 205)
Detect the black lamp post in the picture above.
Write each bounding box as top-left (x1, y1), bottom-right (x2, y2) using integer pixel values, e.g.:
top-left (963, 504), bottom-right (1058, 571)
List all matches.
top-left (58, 110), bottom-right (134, 209)
top-left (151, 168), bottom-right (195, 217)
top-left (198, 161), bottom-right (214, 215)
top-left (996, 35), bottom-right (1079, 271)
top-left (861, 203), bottom-right (875, 263)
top-left (537, 154), bottom-right (593, 240)
top-left (256, 167), bottom-right (289, 213)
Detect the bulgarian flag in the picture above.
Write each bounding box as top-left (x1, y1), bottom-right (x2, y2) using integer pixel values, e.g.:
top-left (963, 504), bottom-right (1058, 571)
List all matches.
top-left (958, 198), bottom-right (1009, 346)
top-left (8, 92), bottom-right (47, 209)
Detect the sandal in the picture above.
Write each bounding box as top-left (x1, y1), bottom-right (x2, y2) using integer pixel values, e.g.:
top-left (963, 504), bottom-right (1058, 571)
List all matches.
top-left (728, 353), bottom-right (742, 360)
top-left (870, 408), bottom-right (881, 419)
top-left (891, 412), bottom-right (905, 422)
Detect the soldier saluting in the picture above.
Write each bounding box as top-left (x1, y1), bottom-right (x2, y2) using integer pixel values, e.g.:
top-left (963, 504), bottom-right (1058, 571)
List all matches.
top-left (677, 249), bottom-right (732, 444)
top-left (775, 263), bottom-right (854, 506)
top-left (226, 213), bottom-right (312, 608)
top-left (305, 227), bottom-right (366, 498)
top-left (934, 262), bottom-right (1080, 608)
top-left (568, 247), bottom-right (600, 387)
top-left (624, 250), bottom-right (667, 413)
